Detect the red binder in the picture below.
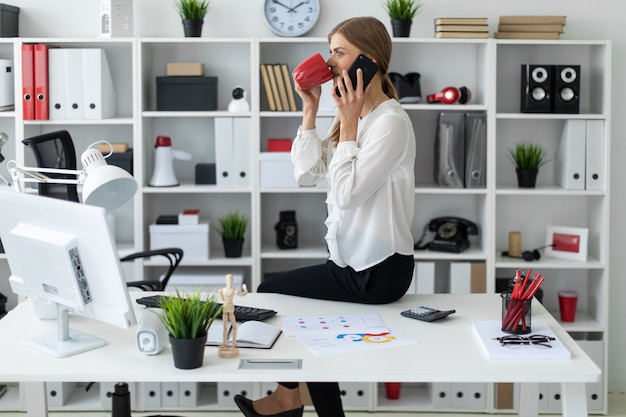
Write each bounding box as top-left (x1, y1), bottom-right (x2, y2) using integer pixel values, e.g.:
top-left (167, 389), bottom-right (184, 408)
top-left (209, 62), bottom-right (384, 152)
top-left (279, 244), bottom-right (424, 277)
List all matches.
top-left (21, 44), bottom-right (35, 120)
top-left (34, 44), bottom-right (50, 120)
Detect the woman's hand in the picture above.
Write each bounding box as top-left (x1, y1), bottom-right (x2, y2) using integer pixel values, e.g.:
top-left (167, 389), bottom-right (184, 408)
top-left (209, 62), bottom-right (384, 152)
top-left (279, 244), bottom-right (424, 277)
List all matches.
top-left (294, 82), bottom-right (322, 130)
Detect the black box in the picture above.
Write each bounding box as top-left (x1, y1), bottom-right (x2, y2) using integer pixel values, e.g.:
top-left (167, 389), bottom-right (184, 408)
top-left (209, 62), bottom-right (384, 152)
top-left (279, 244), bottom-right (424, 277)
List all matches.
top-left (156, 76), bottom-right (217, 111)
top-left (107, 149), bottom-right (133, 175)
top-left (195, 162), bottom-right (216, 184)
top-left (0, 3), bottom-right (19, 37)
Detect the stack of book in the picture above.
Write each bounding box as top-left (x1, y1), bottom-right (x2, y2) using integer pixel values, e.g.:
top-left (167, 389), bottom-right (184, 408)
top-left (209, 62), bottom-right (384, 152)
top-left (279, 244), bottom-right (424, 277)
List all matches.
top-left (495, 16), bottom-right (566, 40)
top-left (260, 63), bottom-right (297, 111)
top-left (434, 17), bottom-right (489, 39)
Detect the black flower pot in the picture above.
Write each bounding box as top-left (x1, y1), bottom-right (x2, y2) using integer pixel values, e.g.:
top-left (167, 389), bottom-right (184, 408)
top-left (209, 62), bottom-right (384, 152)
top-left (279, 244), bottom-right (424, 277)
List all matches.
top-left (169, 334), bottom-right (207, 369)
top-left (223, 238), bottom-right (244, 258)
top-left (516, 168), bottom-right (538, 188)
top-left (182, 19), bottom-right (204, 37)
top-left (391, 19), bottom-right (412, 37)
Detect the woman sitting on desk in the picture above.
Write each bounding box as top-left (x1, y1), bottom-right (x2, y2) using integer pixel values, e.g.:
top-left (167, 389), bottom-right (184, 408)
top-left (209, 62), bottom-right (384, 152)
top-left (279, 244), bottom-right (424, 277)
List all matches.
top-left (234, 16), bottom-right (416, 417)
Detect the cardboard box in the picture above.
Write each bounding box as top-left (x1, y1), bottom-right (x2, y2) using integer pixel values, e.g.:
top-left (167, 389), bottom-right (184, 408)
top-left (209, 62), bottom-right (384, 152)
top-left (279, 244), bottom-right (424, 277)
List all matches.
top-left (99, 0), bottom-right (133, 38)
top-left (259, 152), bottom-right (298, 188)
top-left (0, 3), bottom-right (18, 37)
top-left (156, 76), bottom-right (218, 111)
top-left (150, 223), bottom-right (209, 260)
top-left (167, 62), bottom-right (205, 76)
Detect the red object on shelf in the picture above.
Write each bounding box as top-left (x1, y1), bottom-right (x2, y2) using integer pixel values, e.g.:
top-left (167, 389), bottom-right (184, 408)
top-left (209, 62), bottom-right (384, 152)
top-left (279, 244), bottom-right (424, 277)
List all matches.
top-left (267, 139), bottom-right (292, 152)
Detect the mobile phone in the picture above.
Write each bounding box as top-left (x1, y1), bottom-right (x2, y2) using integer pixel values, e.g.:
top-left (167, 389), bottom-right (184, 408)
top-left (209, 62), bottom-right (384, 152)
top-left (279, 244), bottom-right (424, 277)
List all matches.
top-left (335, 54), bottom-right (379, 97)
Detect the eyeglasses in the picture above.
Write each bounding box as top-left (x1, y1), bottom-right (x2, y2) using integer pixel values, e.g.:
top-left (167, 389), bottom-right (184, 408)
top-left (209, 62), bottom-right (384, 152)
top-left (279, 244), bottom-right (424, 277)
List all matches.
top-left (494, 334), bottom-right (556, 349)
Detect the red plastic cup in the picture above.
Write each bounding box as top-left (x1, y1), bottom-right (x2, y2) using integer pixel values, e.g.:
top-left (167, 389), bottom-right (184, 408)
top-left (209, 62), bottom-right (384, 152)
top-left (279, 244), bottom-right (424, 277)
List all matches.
top-left (558, 290), bottom-right (578, 322)
top-left (385, 382), bottom-right (401, 400)
top-left (292, 53), bottom-right (333, 89)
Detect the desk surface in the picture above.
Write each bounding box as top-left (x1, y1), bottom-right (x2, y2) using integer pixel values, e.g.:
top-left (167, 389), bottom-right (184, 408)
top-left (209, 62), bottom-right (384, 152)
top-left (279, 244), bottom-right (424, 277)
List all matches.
top-left (0, 293), bottom-right (601, 384)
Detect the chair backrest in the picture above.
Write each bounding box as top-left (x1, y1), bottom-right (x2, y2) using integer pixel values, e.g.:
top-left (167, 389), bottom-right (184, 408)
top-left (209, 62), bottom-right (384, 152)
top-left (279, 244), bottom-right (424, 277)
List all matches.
top-left (22, 130), bottom-right (80, 202)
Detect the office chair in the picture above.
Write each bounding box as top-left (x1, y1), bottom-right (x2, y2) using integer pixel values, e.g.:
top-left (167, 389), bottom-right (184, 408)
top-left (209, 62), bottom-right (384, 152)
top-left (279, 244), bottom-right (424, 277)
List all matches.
top-left (22, 130), bottom-right (184, 292)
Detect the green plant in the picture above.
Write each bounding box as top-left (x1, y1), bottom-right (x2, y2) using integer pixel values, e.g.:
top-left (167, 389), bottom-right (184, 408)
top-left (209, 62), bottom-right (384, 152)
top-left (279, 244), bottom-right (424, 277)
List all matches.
top-left (507, 141), bottom-right (550, 170)
top-left (154, 289), bottom-right (222, 339)
top-left (174, 0), bottom-right (210, 20)
top-left (383, 0), bottom-right (422, 20)
top-left (214, 211), bottom-right (248, 240)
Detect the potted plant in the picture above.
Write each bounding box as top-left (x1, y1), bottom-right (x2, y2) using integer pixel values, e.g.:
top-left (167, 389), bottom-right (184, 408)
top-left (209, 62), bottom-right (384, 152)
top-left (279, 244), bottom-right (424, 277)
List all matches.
top-left (507, 141), bottom-right (550, 188)
top-left (174, 0), bottom-right (210, 37)
top-left (214, 211), bottom-right (248, 258)
top-left (383, 0), bottom-right (423, 37)
top-left (153, 289), bottom-right (222, 369)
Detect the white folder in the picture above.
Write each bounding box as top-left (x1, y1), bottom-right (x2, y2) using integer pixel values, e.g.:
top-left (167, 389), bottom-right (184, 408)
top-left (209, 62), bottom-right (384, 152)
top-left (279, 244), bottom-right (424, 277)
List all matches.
top-left (466, 383), bottom-right (487, 410)
top-left (141, 381), bottom-right (162, 408)
top-left (82, 48), bottom-right (116, 119)
top-left (46, 381), bottom-right (76, 407)
top-left (233, 117), bottom-right (251, 187)
top-left (585, 120), bottom-right (605, 191)
top-left (217, 382), bottom-right (254, 407)
top-left (581, 339), bottom-right (605, 410)
top-left (178, 382), bottom-right (199, 407)
top-left (64, 48), bottom-right (84, 119)
top-left (414, 261), bottom-right (436, 294)
top-left (48, 48), bottom-right (66, 120)
top-left (215, 117), bottom-right (235, 187)
top-left (450, 383), bottom-right (470, 408)
top-left (449, 262), bottom-right (471, 294)
top-left (431, 382), bottom-right (451, 409)
top-left (555, 119), bottom-right (586, 190)
top-left (161, 381), bottom-right (179, 407)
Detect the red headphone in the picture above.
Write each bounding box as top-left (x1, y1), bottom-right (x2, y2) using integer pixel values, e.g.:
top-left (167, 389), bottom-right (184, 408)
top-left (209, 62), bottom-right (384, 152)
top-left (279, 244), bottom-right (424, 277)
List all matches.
top-left (426, 86), bottom-right (471, 104)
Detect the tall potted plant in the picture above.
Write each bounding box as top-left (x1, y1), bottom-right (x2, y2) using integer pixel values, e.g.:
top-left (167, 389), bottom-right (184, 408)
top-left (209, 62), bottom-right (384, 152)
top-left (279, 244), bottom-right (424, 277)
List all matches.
top-left (383, 0), bottom-right (423, 37)
top-left (214, 211), bottom-right (248, 258)
top-left (153, 289), bottom-right (222, 369)
top-left (507, 141), bottom-right (550, 188)
top-left (174, 0), bottom-right (210, 37)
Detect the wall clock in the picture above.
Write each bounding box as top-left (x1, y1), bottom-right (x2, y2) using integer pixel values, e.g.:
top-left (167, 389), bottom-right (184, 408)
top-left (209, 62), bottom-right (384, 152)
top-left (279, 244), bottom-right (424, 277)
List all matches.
top-left (263, 0), bottom-right (321, 37)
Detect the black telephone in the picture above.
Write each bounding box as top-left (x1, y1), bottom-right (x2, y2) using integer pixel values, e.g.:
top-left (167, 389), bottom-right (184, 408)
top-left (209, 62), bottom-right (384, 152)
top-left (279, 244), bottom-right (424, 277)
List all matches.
top-left (415, 216), bottom-right (478, 253)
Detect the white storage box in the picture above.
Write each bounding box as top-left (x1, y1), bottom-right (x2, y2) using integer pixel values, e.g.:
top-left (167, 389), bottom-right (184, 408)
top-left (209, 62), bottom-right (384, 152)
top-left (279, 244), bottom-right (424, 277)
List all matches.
top-left (259, 152), bottom-right (298, 188)
top-left (149, 223), bottom-right (209, 260)
top-left (164, 268), bottom-right (244, 293)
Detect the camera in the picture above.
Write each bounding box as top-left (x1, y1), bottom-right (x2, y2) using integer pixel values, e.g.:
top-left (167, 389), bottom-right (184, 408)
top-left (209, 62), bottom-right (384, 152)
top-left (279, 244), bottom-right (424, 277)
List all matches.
top-left (275, 210), bottom-right (297, 249)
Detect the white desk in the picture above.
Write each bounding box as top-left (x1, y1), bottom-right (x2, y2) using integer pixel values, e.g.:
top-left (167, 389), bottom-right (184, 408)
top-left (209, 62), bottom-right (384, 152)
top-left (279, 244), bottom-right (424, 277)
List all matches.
top-left (0, 293), bottom-right (600, 417)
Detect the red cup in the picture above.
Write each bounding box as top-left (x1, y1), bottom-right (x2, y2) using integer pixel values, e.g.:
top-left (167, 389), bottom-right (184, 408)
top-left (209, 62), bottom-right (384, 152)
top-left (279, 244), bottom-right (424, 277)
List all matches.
top-left (385, 382), bottom-right (401, 400)
top-left (292, 53), bottom-right (333, 89)
top-left (558, 290), bottom-right (578, 322)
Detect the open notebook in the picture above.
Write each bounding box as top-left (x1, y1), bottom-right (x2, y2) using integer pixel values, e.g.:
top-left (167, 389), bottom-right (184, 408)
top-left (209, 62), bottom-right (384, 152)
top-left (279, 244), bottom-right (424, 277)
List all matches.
top-left (206, 320), bottom-right (282, 349)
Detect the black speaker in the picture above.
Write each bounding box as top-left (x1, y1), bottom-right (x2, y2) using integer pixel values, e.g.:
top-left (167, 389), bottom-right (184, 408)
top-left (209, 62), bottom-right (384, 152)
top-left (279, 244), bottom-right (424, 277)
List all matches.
top-left (553, 65), bottom-right (580, 114)
top-left (521, 64), bottom-right (553, 113)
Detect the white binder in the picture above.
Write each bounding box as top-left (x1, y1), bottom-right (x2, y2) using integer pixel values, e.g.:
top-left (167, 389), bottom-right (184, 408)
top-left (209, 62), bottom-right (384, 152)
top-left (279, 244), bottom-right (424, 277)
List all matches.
top-left (142, 381), bottom-right (162, 408)
top-left (215, 117), bottom-right (235, 187)
top-left (48, 48), bottom-right (66, 120)
top-left (161, 381), bottom-right (179, 407)
top-left (82, 48), bottom-right (116, 119)
top-left (431, 382), bottom-right (451, 409)
top-left (46, 381), bottom-right (76, 407)
top-left (217, 382), bottom-right (254, 407)
top-left (64, 48), bottom-right (84, 119)
top-left (414, 261), bottom-right (435, 294)
top-left (449, 262), bottom-right (471, 294)
top-left (555, 119), bottom-right (586, 190)
top-left (178, 382), bottom-right (199, 407)
top-left (585, 120), bottom-right (605, 191)
top-left (233, 117), bottom-right (251, 187)
top-left (579, 339), bottom-right (605, 410)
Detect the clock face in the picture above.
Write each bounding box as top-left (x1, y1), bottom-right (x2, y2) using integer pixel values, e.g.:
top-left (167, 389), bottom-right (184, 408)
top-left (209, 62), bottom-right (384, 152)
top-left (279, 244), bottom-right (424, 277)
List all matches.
top-left (263, 0), bottom-right (320, 37)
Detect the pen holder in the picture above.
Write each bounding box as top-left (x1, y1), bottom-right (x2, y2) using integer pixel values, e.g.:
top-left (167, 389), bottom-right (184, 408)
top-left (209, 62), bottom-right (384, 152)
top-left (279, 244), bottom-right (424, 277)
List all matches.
top-left (501, 292), bottom-right (532, 334)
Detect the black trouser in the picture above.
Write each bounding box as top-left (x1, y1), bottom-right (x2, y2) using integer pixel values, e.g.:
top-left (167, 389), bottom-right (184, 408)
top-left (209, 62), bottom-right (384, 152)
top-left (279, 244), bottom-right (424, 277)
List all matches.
top-left (258, 253), bottom-right (414, 417)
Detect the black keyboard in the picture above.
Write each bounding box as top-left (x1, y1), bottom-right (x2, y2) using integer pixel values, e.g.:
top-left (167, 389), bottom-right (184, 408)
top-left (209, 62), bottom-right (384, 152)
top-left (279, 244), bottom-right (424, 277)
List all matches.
top-left (135, 294), bottom-right (277, 322)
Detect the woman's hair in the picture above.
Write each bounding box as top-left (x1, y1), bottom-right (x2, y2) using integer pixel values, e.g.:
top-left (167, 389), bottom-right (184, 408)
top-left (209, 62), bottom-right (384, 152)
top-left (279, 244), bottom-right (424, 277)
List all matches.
top-left (326, 17), bottom-right (398, 146)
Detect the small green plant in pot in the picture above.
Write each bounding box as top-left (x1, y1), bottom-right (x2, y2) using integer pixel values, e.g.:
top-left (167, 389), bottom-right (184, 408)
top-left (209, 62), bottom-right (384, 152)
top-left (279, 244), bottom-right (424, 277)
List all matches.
top-left (383, 0), bottom-right (423, 37)
top-left (507, 141), bottom-right (550, 188)
top-left (214, 211), bottom-right (248, 258)
top-left (154, 289), bottom-right (222, 369)
top-left (174, 0), bottom-right (210, 37)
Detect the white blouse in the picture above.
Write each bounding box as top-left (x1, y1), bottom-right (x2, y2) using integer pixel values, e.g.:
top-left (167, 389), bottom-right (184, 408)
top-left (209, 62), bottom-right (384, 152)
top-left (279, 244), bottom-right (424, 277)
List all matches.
top-left (291, 99), bottom-right (416, 271)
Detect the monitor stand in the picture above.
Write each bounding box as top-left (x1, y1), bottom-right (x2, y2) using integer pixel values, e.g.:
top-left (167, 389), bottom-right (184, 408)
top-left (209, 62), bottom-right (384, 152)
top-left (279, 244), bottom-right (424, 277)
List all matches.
top-left (22, 303), bottom-right (107, 358)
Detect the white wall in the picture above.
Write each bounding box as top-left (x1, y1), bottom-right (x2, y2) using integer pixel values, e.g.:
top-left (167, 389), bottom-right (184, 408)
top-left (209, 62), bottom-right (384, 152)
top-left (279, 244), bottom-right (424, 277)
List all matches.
top-left (12, 0), bottom-right (626, 393)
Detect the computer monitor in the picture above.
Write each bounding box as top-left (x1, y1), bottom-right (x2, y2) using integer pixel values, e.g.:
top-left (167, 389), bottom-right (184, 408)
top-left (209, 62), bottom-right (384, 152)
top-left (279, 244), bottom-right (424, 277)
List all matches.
top-left (0, 191), bottom-right (137, 357)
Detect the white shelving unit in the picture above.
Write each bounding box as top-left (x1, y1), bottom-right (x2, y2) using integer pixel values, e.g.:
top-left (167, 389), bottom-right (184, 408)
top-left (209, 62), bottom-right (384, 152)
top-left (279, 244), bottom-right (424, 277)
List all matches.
top-left (0, 37), bottom-right (611, 415)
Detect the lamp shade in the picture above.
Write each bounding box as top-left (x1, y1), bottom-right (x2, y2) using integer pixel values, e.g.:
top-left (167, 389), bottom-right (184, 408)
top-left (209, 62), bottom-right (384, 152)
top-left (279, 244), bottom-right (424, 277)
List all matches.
top-left (80, 148), bottom-right (137, 211)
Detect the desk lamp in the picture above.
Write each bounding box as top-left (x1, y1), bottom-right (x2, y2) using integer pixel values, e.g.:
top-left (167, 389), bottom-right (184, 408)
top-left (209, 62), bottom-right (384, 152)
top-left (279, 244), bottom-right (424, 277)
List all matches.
top-left (7, 141), bottom-right (137, 211)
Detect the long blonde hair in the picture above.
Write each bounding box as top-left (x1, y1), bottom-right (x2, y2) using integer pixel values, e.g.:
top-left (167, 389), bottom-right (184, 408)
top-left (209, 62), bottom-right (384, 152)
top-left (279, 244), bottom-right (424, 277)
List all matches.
top-left (326, 17), bottom-right (398, 146)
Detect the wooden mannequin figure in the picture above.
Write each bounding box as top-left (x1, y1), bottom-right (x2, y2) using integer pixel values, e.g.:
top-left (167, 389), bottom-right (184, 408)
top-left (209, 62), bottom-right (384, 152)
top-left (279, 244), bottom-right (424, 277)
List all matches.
top-left (218, 274), bottom-right (248, 358)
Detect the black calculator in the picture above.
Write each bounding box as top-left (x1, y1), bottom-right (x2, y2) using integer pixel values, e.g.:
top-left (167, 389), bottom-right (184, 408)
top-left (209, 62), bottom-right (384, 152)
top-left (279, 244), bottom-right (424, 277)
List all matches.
top-left (401, 306), bottom-right (456, 322)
